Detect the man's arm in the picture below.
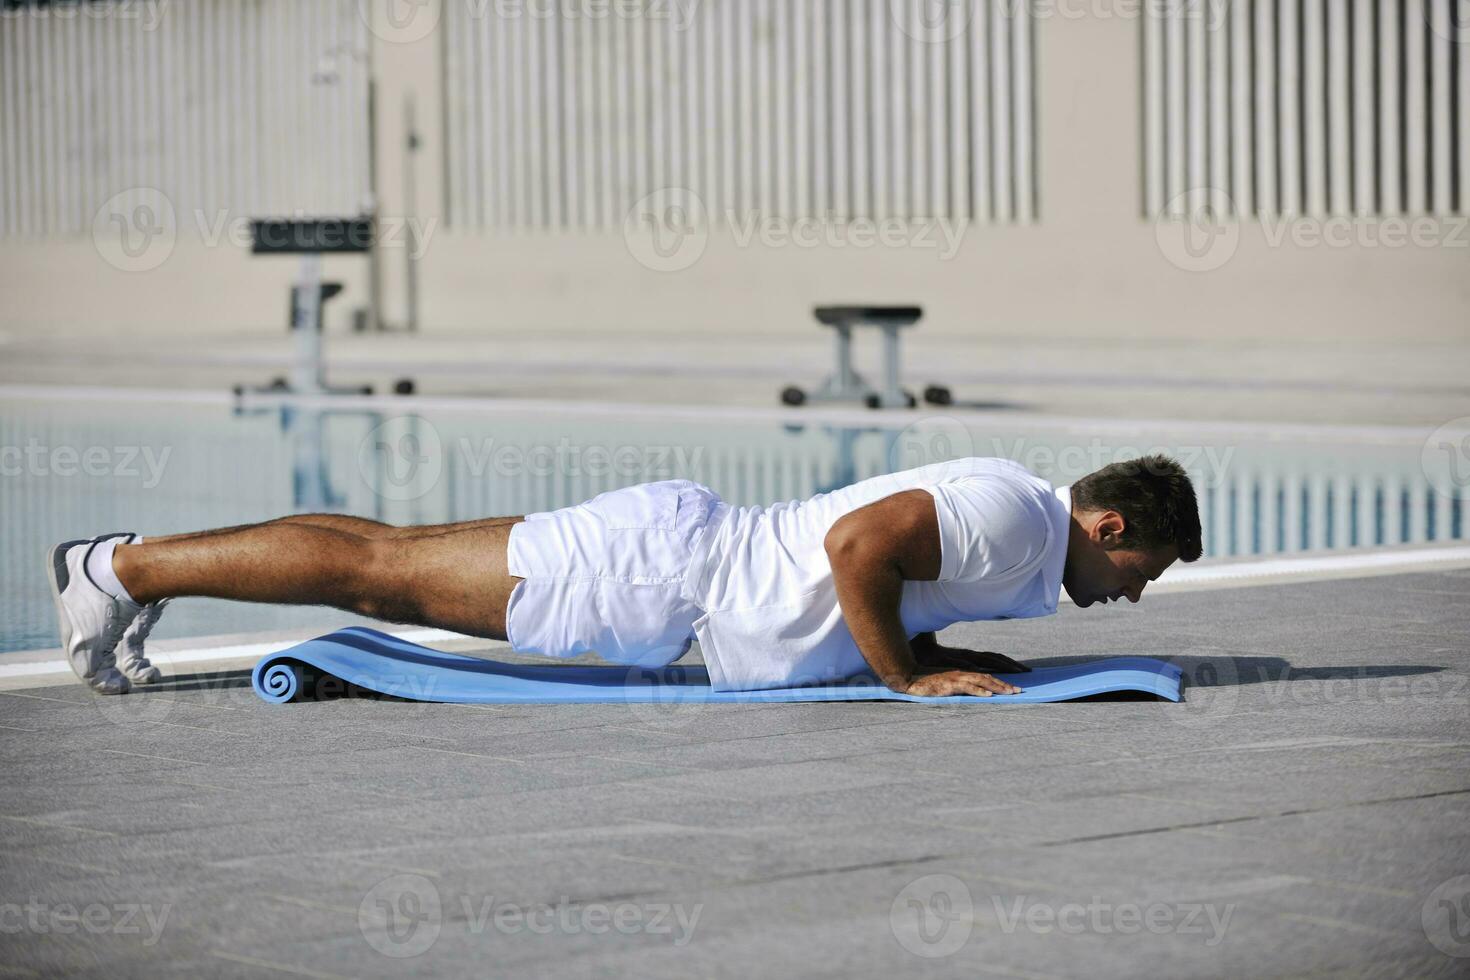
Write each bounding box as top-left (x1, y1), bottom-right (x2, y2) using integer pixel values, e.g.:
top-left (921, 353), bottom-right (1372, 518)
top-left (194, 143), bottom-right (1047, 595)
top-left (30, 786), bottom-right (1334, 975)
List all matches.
top-left (823, 490), bottom-right (1022, 698)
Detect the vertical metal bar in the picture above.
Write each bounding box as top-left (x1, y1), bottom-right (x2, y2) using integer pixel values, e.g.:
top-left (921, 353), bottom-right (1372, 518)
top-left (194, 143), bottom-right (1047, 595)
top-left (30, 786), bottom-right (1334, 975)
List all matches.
top-left (913, 0), bottom-right (932, 216)
top-left (1012, 0), bottom-right (1032, 221)
top-left (990, 0), bottom-right (1011, 220)
top-left (1230, 0), bottom-right (1252, 215)
top-left (702, 1), bottom-right (718, 222)
top-left (1429, 0), bottom-right (1452, 214)
top-left (811, 0), bottom-right (828, 217)
top-left (869, 0), bottom-right (887, 219)
top-left (1255, 0), bottom-right (1278, 214)
top-left (1208, 0), bottom-right (1229, 212)
top-left (721, 0), bottom-right (738, 217)
top-left (948, 7), bottom-right (969, 222)
top-left (1144, 0), bottom-right (1164, 215)
top-left (795, 0), bottom-right (811, 218)
top-left (1187, 0), bottom-right (1207, 213)
top-left (510, 5), bottom-right (527, 227)
top-left (527, 9), bottom-right (546, 227)
top-left (649, 2), bottom-right (666, 199)
top-left (1379, 0), bottom-right (1402, 214)
top-left (1326, 0), bottom-right (1349, 215)
top-left (580, 11), bottom-right (597, 229)
top-left (757, 0), bottom-right (776, 217)
top-left (542, 8), bottom-right (563, 231)
top-left (936, 0), bottom-right (954, 218)
top-left (1404, 0), bottom-right (1426, 213)
top-left (1165, 3), bottom-right (1186, 212)
top-left (1303, 0), bottom-right (1327, 215)
top-left (736, 0), bottom-right (755, 215)
top-left (1352, 0), bottom-right (1374, 214)
top-left (1461, 0), bottom-right (1470, 215)
top-left (1278, 0), bottom-right (1301, 213)
top-left (597, 8), bottom-right (615, 228)
top-left (891, 0), bottom-right (908, 218)
top-left (850, 0), bottom-right (869, 219)
top-left (829, 0), bottom-right (848, 218)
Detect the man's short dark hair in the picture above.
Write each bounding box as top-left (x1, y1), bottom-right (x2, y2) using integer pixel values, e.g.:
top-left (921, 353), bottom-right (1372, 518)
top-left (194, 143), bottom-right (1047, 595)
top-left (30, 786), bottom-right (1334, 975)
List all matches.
top-left (1071, 455), bottom-right (1203, 562)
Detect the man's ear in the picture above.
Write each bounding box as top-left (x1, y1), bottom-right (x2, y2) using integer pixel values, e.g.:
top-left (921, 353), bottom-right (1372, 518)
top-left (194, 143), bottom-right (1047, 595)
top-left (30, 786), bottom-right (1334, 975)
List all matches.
top-left (1092, 511), bottom-right (1127, 548)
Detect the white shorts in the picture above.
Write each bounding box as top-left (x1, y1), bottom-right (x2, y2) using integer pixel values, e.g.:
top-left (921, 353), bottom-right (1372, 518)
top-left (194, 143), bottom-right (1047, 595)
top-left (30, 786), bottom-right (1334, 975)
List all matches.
top-left (504, 479), bottom-right (725, 668)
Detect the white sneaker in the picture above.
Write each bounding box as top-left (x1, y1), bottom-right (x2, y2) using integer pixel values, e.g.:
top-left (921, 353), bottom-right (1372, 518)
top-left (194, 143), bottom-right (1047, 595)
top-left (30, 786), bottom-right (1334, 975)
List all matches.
top-left (47, 536), bottom-right (142, 695)
top-left (118, 599), bottom-right (168, 684)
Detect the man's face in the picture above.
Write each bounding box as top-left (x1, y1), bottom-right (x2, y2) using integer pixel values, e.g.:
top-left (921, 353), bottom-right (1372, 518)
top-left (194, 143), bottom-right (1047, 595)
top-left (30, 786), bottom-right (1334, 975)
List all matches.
top-left (1062, 511), bottom-right (1179, 608)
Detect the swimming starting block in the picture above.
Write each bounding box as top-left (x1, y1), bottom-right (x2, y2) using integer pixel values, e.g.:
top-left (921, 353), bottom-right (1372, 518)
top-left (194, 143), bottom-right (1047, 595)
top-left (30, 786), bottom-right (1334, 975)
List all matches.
top-left (251, 627), bottom-right (1184, 705)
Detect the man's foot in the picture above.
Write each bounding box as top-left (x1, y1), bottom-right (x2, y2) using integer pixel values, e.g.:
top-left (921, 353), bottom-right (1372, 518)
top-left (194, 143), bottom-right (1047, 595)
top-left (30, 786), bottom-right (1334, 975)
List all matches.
top-left (118, 599), bottom-right (169, 684)
top-left (47, 536), bottom-right (143, 695)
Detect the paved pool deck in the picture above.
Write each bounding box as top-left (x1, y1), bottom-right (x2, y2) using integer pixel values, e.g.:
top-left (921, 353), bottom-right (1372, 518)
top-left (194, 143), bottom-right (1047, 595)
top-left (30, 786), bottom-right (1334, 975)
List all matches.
top-left (2, 566), bottom-right (1467, 978)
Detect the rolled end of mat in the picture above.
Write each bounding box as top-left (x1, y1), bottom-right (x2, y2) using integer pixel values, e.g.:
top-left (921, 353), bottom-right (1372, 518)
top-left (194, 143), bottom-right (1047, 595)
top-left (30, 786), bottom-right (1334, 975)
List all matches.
top-left (254, 659), bottom-right (304, 703)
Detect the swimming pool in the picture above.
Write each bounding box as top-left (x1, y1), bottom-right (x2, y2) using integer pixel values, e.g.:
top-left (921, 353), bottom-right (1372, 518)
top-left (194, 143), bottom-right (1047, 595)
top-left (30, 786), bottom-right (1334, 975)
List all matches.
top-left (2, 389), bottom-right (1463, 654)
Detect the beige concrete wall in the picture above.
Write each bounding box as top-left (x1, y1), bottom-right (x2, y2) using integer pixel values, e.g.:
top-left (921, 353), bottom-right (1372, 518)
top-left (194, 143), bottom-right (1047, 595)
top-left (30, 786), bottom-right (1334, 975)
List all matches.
top-left (2, 2), bottom-right (1466, 344)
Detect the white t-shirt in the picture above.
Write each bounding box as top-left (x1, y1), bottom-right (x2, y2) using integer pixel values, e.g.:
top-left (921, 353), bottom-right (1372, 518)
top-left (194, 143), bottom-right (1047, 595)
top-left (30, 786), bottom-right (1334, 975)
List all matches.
top-left (686, 458), bottom-right (1072, 691)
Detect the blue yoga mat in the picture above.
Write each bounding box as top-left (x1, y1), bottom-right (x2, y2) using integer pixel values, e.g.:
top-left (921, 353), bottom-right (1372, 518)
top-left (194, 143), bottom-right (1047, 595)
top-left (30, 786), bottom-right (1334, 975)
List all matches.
top-left (251, 627), bottom-right (1183, 705)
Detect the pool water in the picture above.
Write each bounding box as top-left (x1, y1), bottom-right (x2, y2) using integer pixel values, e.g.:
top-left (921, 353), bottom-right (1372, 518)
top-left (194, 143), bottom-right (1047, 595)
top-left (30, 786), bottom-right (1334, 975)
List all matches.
top-left (1, 396), bottom-right (1462, 654)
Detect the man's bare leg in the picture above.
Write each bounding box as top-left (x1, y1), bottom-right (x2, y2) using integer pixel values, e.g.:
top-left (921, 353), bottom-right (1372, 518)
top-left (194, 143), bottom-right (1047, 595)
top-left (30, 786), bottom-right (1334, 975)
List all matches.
top-left (148, 514), bottom-right (522, 544)
top-left (113, 516), bottom-right (525, 639)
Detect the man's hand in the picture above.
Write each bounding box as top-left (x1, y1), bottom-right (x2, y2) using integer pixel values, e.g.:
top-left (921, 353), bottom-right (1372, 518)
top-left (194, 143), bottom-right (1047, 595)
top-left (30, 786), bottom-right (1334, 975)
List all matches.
top-left (901, 670), bottom-right (1023, 698)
